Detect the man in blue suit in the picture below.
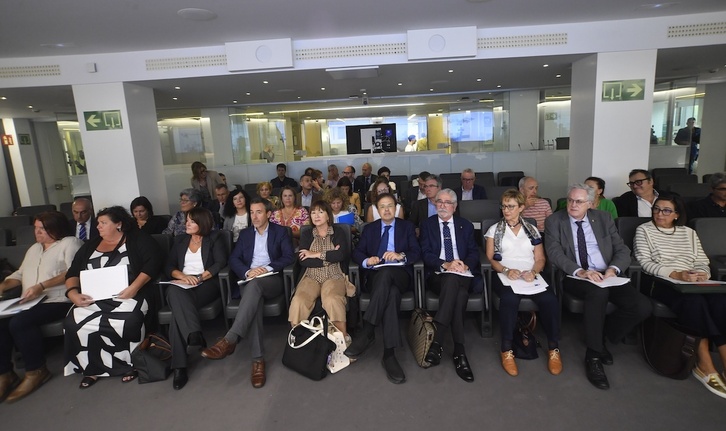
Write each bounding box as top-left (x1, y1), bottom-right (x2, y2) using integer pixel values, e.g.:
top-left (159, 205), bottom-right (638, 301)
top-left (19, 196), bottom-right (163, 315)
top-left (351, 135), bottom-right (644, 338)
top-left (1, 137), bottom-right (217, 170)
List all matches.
top-left (454, 168), bottom-right (487, 202)
top-left (201, 197), bottom-right (294, 389)
top-left (345, 193), bottom-right (420, 384)
top-left (420, 188), bottom-right (481, 382)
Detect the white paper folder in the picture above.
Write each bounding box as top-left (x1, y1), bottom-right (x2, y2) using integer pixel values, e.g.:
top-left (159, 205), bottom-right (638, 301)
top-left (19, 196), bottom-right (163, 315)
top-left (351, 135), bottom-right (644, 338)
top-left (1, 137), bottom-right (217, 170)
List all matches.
top-left (80, 265), bottom-right (129, 300)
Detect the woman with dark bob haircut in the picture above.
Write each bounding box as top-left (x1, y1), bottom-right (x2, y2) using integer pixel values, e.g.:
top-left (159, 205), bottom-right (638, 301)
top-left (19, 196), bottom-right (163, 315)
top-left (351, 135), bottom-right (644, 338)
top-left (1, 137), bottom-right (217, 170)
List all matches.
top-left (222, 189), bottom-right (252, 245)
top-left (64, 206), bottom-right (162, 389)
top-left (634, 195), bottom-right (726, 399)
top-left (0, 211), bottom-right (83, 402)
top-left (164, 207), bottom-right (228, 390)
top-left (130, 196), bottom-right (166, 234)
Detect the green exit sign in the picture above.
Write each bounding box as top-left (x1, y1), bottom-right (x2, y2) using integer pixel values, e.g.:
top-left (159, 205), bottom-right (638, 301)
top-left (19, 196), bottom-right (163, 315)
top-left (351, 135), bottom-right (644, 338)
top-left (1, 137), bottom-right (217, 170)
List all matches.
top-left (84, 110), bottom-right (123, 131)
top-left (602, 80), bottom-right (646, 102)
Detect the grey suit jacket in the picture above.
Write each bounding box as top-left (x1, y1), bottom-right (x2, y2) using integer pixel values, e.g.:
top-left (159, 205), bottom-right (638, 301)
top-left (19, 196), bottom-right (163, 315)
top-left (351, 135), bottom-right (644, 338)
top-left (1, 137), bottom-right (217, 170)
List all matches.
top-left (544, 209), bottom-right (630, 276)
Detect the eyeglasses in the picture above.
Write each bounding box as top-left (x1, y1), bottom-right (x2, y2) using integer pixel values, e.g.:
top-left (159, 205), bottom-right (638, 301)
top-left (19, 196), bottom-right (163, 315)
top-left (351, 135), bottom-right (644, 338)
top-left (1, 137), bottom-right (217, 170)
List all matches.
top-left (424, 184), bottom-right (439, 189)
top-left (626, 178), bottom-right (650, 187)
top-left (435, 200), bottom-right (455, 206)
top-left (567, 198), bottom-right (589, 206)
top-left (652, 206), bottom-right (675, 215)
top-left (461, 178), bottom-right (475, 182)
top-left (500, 204), bottom-right (519, 211)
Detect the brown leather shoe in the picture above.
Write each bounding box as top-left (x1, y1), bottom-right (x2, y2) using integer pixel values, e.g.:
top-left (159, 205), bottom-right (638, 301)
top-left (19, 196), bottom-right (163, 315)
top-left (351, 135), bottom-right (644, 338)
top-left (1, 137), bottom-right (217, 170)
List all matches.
top-left (0, 371), bottom-right (20, 402)
top-left (501, 350), bottom-right (518, 376)
top-left (251, 360), bottom-right (265, 388)
top-left (6, 366), bottom-right (51, 403)
top-left (548, 349), bottom-right (563, 375)
top-left (201, 338), bottom-right (236, 360)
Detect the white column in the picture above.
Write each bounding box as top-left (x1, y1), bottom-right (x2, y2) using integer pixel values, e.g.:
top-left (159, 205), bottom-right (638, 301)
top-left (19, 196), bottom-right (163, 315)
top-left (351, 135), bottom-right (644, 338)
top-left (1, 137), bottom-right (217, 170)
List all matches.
top-left (72, 83), bottom-right (168, 212)
top-left (697, 82), bottom-right (726, 176)
top-left (201, 108), bottom-right (234, 169)
top-left (508, 90), bottom-right (539, 152)
top-left (569, 50), bottom-right (657, 197)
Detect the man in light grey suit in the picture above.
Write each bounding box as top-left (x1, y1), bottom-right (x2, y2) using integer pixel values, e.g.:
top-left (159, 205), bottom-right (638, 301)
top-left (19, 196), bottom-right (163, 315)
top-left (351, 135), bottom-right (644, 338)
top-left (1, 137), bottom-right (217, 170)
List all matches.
top-left (545, 184), bottom-right (651, 390)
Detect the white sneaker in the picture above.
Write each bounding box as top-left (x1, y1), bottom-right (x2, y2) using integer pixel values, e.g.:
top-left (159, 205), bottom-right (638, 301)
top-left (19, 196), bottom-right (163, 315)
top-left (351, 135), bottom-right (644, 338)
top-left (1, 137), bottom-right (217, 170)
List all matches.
top-left (693, 366), bottom-right (726, 399)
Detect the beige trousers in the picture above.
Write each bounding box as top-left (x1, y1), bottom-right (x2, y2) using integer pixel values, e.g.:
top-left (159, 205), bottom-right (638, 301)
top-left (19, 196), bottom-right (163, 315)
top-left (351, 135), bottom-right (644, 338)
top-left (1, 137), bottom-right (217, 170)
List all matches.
top-left (288, 276), bottom-right (347, 325)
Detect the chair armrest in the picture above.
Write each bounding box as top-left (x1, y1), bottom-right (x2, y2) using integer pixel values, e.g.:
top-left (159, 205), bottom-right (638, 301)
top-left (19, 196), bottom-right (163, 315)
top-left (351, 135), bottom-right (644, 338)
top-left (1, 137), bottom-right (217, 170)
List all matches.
top-left (157, 281), bottom-right (169, 307)
top-left (218, 266), bottom-right (232, 305)
top-left (283, 264), bottom-right (295, 308)
top-left (414, 261), bottom-right (425, 309)
top-left (348, 262), bottom-right (359, 293)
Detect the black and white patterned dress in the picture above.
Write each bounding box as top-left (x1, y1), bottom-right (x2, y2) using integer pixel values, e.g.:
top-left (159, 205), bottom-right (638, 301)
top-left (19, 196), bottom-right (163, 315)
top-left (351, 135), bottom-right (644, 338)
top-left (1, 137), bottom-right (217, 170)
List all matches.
top-left (63, 244), bottom-right (149, 377)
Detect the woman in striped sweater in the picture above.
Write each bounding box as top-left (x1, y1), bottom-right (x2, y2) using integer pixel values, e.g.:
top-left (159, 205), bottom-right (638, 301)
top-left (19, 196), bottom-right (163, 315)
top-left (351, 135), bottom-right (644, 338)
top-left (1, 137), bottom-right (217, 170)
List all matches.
top-left (633, 195), bottom-right (726, 399)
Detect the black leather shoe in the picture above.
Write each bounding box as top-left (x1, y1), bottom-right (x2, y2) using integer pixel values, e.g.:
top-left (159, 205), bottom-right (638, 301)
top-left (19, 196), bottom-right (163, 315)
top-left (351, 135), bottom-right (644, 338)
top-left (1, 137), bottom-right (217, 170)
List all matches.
top-left (585, 358), bottom-right (610, 390)
top-left (600, 345), bottom-right (614, 366)
top-left (344, 334), bottom-right (374, 358)
top-left (381, 355), bottom-right (406, 384)
top-left (453, 353), bottom-right (474, 382)
top-left (187, 332), bottom-right (207, 354)
top-left (173, 368), bottom-right (188, 390)
top-left (424, 341), bottom-right (443, 366)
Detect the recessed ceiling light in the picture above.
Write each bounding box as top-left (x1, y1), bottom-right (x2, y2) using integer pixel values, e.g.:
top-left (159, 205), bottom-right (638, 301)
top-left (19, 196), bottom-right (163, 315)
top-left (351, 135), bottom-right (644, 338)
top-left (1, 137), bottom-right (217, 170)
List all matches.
top-left (262, 81), bottom-right (269, 84)
top-left (476, 78), bottom-right (482, 82)
top-left (27, 105), bottom-right (33, 109)
top-left (233, 100), bottom-right (238, 104)
top-left (430, 88), bottom-right (434, 92)
top-left (639, 3), bottom-right (679, 10)
top-left (321, 87), bottom-right (326, 91)
top-left (177, 8), bottom-right (217, 21)
top-left (172, 97), bottom-right (178, 101)
top-left (497, 85), bottom-right (502, 88)
top-left (246, 92), bottom-right (251, 96)
top-left (397, 83), bottom-right (402, 86)
top-left (556, 74), bottom-right (562, 78)
top-left (448, 69), bottom-right (454, 73)
top-left (0, 97), bottom-right (6, 100)
top-left (39, 42), bottom-right (76, 49)
top-left (543, 64), bottom-right (549, 68)
top-left (174, 86), bottom-right (181, 90)
top-left (298, 96), bottom-right (301, 99)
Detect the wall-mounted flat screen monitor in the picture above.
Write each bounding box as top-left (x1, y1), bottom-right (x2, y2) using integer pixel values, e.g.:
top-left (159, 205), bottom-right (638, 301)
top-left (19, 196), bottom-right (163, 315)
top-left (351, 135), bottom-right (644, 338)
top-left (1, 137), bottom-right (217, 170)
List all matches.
top-left (345, 123), bottom-right (397, 154)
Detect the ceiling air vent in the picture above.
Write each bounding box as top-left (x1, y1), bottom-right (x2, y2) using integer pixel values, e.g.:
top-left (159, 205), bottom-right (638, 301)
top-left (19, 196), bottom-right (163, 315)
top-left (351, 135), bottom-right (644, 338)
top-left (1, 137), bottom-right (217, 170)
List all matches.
top-left (295, 43), bottom-right (407, 61)
top-left (146, 55), bottom-right (227, 71)
top-left (478, 33), bottom-right (567, 50)
top-left (0, 65), bottom-right (61, 79)
top-left (668, 22), bottom-right (726, 38)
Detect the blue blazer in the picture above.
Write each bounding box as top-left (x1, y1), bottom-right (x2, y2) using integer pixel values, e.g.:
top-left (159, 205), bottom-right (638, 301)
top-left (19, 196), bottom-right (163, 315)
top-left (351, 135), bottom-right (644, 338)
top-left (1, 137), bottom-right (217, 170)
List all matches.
top-left (229, 222), bottom-right (295, 279)
top-left (420, 214), bottom-right (482, 292)
top-left (353, 218), bottom-right (421, 285)
top-left (454, 184), bottom-right (487, 201)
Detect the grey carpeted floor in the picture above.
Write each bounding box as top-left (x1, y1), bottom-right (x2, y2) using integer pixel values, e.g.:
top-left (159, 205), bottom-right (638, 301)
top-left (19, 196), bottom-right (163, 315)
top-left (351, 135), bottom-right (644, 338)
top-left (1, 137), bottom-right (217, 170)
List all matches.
top-left (2, 312), bottom-right (725, 431)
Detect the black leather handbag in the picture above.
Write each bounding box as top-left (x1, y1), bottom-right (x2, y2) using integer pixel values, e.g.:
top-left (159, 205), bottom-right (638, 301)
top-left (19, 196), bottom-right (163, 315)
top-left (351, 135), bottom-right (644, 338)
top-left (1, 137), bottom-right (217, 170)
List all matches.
top-left (513, 311), bottom-right (539, 360)
top-left (131, 333), bottom-right (172, 383)
top-left (641, 316), bottom-right (701, 380)
top-left (282, 315), bottom-right (336, 381)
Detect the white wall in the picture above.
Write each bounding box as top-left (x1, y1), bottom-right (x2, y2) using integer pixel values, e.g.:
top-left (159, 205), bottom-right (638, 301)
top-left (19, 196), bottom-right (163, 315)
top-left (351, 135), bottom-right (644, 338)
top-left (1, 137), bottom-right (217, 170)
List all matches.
top-left (508, 90), bottom-right (539, 152)
top-left (698, 82), bottom-right (726, 176)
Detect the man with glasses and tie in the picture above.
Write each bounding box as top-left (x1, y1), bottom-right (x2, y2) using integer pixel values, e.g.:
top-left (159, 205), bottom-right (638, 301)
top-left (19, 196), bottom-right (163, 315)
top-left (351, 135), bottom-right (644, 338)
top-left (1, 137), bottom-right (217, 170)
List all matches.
top-left (545, 184), bottom-right (651, 390)
top-left (614, 169), bottom-right (660, 217)
top-left (71, 198), bottom-right (97, 241)
top-left (346, 193), bottom-right (420, 384)
top-left (419, 189), bottom-right (481, 382)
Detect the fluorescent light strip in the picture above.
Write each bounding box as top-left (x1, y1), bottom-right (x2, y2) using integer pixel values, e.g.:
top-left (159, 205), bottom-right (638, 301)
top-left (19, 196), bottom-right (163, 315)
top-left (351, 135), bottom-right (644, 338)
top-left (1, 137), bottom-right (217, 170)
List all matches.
top-left (269, 102), bottom-right (424, 114)
top-left (228, 112), bottom-right (265, 117)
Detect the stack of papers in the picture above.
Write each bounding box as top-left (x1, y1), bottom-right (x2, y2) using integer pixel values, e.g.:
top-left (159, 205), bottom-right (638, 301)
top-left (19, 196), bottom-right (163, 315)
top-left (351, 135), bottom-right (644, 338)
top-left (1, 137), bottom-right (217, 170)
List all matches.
top-left (79, 265), bottom-right (129, 300)
top-left (0, 295), bottom-right (46, 317)
top-left (566, 275), bottom-right (630, 288)
top-left (497, 273), bottom-right (548, 295)
top-left (238, 271), bottom-right (279, 285)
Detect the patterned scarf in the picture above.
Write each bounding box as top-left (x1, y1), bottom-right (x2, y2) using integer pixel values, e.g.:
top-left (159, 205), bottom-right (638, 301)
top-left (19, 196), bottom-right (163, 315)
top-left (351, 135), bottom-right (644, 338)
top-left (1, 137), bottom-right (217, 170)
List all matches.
top-left (492, 217), bottom-right (542, 261)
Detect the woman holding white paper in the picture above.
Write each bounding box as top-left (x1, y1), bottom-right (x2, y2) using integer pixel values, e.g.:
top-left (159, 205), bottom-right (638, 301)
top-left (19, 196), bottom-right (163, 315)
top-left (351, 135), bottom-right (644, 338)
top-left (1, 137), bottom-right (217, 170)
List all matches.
top-left (165, 208), bottom-right (228, 390)
top-left (634, 195), bottom-right (726, 399)
top-left (0, 211), bottom-right (82, 403)
top-left (485, 189), bottom-right (561, 377)
top-left (63, 206), bottom-right (161, 389)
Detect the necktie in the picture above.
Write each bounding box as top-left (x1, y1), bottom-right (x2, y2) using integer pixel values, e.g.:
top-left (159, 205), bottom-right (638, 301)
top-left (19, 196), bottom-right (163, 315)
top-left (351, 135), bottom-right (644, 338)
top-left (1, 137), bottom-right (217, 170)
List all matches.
top-left (377, 225), bottom-right (391, 258)
top-left (79, 223), bottom-right (87, 241)
top-left (575, 221), bottom-right (589, 270)
top-left (443, 221), bottom-right (454, 262)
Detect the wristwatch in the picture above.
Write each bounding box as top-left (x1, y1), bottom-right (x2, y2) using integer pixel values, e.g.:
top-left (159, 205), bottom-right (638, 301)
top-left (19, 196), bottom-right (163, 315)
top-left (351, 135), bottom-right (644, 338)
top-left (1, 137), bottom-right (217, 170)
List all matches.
top-left (399, 252), bottom-right (406, 262)
top-left (502, 267), bottom-right (510, 274)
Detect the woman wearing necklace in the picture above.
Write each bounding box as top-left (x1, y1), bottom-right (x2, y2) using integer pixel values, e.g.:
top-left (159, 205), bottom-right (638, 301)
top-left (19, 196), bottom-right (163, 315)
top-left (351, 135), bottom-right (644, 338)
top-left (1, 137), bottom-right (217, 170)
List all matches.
top-left (222, 189), bottom-right (251, 245)
top-left (270, 186), bottom-right (309, 245)
top-left (634, 195), bottom-right (726, 399)
top-left (289, 201), bottom-right (352, 343)
top-left (64, 206), bottom-right (161, 389)
top-left (485, 189), bottom-right (561, 377)
top-left (165, 208), bottom-right (228, 390)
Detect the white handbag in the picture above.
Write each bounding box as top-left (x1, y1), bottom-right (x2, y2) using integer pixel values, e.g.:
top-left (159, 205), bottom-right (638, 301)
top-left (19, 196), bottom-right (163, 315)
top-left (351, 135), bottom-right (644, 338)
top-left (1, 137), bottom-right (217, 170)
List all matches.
top-left (326, 323), bottom-right (351, 373)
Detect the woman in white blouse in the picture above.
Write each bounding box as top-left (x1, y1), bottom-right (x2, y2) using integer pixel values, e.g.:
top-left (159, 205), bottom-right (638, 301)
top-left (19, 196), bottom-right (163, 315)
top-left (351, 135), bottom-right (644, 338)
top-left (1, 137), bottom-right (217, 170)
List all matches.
top-left (222, 189), bottom-right (251, 245)
top-left (0, 211), bottom-right (82, 402)
top-left (484, 189), bottom-right (561, 377)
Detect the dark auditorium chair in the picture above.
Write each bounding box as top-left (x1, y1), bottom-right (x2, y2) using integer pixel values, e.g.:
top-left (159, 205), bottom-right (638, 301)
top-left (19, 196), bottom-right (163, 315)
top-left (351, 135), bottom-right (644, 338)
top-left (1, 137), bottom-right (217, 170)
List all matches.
top-left (497, 171), bottom-right (524, 187)
top-left (690, 218), bottom-right (726, 280)
top-left (0, 215), bottom-right (33, 245)
top-left (484, 186), bottom-right (514, 202)
top-left (657, 174), bottom-right (697, 192)
top-left (474, 172), bottom-right (496, 188)
top-left (14, 204), bottom-right (57, 218)
top-left (15, 225), bottom-right (36, 245)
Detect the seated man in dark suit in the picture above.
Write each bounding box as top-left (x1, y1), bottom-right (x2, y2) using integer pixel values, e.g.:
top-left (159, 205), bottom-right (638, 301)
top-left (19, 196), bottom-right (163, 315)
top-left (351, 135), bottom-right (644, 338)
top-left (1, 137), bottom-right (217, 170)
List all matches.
top-left (454, 168), bottom-right (487, 202)
top-left (209, 183), bottom-right (229, 227)
top-left (419, 188), bottom-right (481, 382)
top-left (270, 163), bottom-right (298, 189)
top-left (345, 193), bottom-right (420, 384)
top-left (353, 163), bottom-right (377, 204)
top-left (545, 183), bottom-right (651, 390)
top-left (404, 171), bottom-right (429, 213)
top-left (409, 174), bottom-right (441, 234)
top-left (614, 169), bottom-right (660, 217)
top-left (201, 198), bottom-right (295, 389)
top-left (687, 172), bottom-right (726, 219)
top-left (71, 197), bottom-right (98, 241)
